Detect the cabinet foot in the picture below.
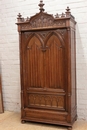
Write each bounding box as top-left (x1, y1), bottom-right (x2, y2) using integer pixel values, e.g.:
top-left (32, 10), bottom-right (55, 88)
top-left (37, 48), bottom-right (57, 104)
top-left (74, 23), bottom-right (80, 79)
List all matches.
top-left (21, 120), bottom-right (26, 124)
top-left (68, 126), bottom-right (72, 130)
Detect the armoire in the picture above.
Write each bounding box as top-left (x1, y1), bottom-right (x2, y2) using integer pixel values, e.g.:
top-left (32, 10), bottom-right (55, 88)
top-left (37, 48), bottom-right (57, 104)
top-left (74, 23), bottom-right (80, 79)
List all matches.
top-left (16, 1), bottom-right (77, 130)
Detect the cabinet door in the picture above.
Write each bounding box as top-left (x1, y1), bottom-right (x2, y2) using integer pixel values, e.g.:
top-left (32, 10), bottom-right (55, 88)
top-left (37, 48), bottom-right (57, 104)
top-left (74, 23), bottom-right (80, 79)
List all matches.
top-left (26, 34), bottom-right (44, 89)
top-left (23, 30), bottom-right (67, 111)
top-left (44, 32), bottom-right (66, 90)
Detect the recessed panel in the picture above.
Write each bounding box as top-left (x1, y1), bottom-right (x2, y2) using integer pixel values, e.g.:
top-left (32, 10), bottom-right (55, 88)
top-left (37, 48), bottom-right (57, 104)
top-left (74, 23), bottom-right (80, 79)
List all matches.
top-left (28, 93), bottom-right (65, 110)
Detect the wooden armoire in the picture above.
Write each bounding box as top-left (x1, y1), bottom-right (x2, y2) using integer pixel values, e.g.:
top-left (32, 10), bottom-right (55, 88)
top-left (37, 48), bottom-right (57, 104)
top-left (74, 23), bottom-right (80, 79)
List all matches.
top-left (16, 1), bottom-right (77, 130)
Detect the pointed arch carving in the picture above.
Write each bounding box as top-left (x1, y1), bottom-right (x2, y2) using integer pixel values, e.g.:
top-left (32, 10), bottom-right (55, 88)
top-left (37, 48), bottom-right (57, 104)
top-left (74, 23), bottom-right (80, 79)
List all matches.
top-left (27, 33), bottom-right (44, 49)
top-left (45, 31), bottom-right (65, 49)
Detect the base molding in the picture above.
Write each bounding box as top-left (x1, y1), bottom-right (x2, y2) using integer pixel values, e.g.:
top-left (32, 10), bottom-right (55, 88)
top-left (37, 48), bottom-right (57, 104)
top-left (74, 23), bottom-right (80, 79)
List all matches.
top-left (21, 108), bottom-right (77, 129)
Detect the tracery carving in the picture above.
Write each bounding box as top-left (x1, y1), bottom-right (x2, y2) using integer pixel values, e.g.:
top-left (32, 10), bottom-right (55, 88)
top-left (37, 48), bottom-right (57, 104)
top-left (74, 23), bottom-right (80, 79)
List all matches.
top-left (16, 0), bottom-right (75, 32)
top-left (56, 29), bottom-right (67, 39)
top-left (54, 20), bottom-right (66, 27)
top-left (27, 34), bottom-right (43, 50)
top-left (25, 30), bottom-right (65, 53)
top-left (28, 94), bottom-right (64, 110)
top-left (20, 18), bottom-right (66, 30)
top-left (24, 30), bottom-right (66, 44)
top-left (24, 32), bottom-right (32, 39)
top-left (38, 31), bottom-right (49, 39)
top-left (30, 14), bottom-right (53, 28)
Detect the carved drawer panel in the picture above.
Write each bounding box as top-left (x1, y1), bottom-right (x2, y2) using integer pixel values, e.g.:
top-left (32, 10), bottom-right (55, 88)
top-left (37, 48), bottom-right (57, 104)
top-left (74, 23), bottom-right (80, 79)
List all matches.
top-left (28, 93), bottom-right (65, 110)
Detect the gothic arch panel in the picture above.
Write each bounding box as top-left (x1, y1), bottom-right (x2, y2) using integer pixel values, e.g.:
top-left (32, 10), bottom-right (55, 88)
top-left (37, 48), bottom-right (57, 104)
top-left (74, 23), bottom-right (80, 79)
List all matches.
top-left (44, 33), bottom-right (65, 89)
top-left (26, 34), bottom-right (44, 88)
top-left (27, 33), bottom-right (44, 49)
top-left (45, 32), bottom-right (65, 48)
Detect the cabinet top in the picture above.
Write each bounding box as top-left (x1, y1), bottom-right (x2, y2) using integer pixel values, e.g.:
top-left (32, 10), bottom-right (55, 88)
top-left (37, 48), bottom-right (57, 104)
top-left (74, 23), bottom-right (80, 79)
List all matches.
top-left (16, 0), bottom-right (76, 32)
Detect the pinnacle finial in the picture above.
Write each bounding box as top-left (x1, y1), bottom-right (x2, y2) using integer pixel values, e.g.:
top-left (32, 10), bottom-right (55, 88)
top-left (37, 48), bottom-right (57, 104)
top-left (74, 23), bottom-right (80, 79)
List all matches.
top-left (17, 13), bottom-right (22, 22)
top-left (66, 7), bottom-right (71, 16)
top-left (38, 0), bottom-right (45, 12)
top-left (66, 7), bottom-right (70, 12)
top-left (17, 13), bottom-right (22, 18)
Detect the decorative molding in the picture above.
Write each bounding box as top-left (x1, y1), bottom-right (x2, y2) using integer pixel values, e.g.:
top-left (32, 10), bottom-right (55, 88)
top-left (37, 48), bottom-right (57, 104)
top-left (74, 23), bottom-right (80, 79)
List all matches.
top-left (26, 30), bottom-right (65, 52)
top-left (30, 13), bottom-right (54, 28)
top-left (20, 17), bottom-right (66, 30)
top-left (56, 29), bottom-right (67, 37)
top-left (24, 29), bottom-right (66, 40)
top-left (28, 94), bottom-right (64, 109)
top-left (38, 31), bottom-right (49, 38)
top-left (16, 1), bottom-right (75, 31)
top-left (24, 32), bottom-right (33, 39)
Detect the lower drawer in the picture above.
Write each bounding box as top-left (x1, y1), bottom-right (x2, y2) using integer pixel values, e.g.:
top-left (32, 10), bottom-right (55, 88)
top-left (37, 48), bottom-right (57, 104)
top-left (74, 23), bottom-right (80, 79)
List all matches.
top-left (22, 108), bottom-right (70, 126)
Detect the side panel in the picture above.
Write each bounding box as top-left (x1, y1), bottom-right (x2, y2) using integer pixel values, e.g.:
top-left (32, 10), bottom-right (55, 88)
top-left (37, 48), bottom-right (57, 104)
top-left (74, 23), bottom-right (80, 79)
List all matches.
top-left (71, 28), bottom-right (77, 122)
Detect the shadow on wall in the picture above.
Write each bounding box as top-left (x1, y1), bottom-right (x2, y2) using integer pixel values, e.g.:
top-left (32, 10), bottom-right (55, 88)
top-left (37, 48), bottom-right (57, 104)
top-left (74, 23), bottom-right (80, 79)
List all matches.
top-left (76, 24), bottom-right (87, 120)
top-left (0, 63), bottom-right (4, 113)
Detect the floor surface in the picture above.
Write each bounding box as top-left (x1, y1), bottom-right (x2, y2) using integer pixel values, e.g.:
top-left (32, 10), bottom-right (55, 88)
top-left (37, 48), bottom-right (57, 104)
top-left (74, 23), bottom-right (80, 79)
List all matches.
top-left (0, 111), bottom-right (87, 130)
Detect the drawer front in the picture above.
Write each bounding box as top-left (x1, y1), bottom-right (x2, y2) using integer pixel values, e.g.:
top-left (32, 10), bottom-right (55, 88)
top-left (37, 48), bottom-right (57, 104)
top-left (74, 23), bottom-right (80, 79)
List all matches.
top-left (23, 108), bottom-right (68, 124)
top-left (27, 93), bottom-right (66, 111)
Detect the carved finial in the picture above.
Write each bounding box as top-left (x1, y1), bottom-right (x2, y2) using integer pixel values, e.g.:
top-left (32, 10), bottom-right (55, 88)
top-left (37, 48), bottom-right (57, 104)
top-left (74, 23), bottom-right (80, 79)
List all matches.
top-left (26, 17), bottom-right (29, 21)
top-left (66, 7), bottom-right (71, 17)
top-left (17, 13), bottom-right (22, 18)
top-left (17, 13), bottom-right (22, 22)
top-left (61, 13), bottom-right (65, 17)
top-left (55, 13), bottom-right (59, 18)
top-left (38, 0), bottom-right (45, 12)
top-left (66, 6), bottom-right (70, 12)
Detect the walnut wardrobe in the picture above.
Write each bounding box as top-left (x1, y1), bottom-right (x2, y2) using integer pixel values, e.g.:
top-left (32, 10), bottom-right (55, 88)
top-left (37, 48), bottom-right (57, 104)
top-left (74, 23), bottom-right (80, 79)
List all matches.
top-left (16, 1), bottom-right (77, 130)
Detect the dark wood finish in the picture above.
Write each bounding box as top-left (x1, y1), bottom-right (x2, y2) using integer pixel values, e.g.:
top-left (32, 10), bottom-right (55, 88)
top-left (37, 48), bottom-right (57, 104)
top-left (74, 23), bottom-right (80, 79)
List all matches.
top-left (16, 0), bottom-right (77, 129)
